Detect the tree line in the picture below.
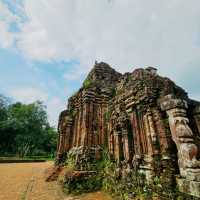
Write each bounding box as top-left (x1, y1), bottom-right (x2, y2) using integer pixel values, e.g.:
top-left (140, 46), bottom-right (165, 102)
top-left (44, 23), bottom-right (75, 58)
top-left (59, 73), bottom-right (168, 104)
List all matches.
top-left (0, 94), bottom-right (57, 157)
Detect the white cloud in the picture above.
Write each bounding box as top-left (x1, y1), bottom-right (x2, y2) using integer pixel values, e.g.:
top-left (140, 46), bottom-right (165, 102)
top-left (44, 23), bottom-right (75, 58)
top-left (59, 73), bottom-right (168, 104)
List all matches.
top-left (0, 2), bottom-right (18, 48)
top-left (46, 97), bottom-right (65, 126)
top-left (0, 2), bottom-right (18, 23)
top-left (64, 67), bottom-right (85, 81)
top-left (0, 21), bottom-right (15, 48)
top-left (9, 87), bottom-right (48, 104)
top-left (2, 1), bottom-right (200, 75)
top-left (5, 0), bottom-right (200, 78)
top-left (1, 0), bottom-right (200, 123)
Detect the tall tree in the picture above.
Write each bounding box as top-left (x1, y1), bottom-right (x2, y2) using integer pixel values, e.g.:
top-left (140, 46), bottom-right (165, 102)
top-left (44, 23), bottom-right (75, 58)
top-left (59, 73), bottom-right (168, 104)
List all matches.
top-left (0, 95), bottom-right (57, 157)
top-left (0, 94), bottom-right (13, 154)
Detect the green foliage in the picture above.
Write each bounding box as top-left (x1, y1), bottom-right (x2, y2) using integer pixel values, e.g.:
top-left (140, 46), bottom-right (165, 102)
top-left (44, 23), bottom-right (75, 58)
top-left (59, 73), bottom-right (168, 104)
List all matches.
top-left (24, 155), bottom-right (55, 160)
top-left (63, 172), bottom-right (103, 195)
top-left (102, 164), bottom-right (151, 200)
top-left (62, 149), bottom-right (150, 199)
top-left (65, 151), bottom-right (76, 169)
top-left (104, 111), bottom-right (112, 123)
top-left (69, 108), bottom-right (76, 118)
top-left (0, 94), bottom-right (57, 157)
top-left (0, 94), bottom-right (10, 121)
top-left (111, 88), bottom-right (116, 97)
top-left (62, 148), bottom-right (194, 200)
top-left (83, 78), bottom-right (92, 89)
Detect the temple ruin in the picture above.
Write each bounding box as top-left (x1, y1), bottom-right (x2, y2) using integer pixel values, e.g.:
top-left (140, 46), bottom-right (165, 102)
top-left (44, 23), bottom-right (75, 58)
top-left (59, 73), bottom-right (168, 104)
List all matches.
top-left (56, 62), bottom-right (200, 197)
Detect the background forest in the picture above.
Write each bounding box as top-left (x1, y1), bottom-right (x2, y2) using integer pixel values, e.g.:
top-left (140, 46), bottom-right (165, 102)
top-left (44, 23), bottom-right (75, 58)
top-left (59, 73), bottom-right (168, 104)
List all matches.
top-left (0, 94), bottom-right (57, 158)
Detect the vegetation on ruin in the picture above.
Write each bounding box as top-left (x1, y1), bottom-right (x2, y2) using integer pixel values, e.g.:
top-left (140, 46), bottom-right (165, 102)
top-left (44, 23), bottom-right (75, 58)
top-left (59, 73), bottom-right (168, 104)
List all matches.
top-left (111, 88), bottom-right (116, 97)
top-left (83, 78), bottom-right (92, 89)
top-left (0, 94), bottom-right (57, 158)
top-left (104, 111), bottom-right (112, 122)
top-left (69, 107), bottom-right (76, 118)
top-left (59, 148), bottom-right (199, 200)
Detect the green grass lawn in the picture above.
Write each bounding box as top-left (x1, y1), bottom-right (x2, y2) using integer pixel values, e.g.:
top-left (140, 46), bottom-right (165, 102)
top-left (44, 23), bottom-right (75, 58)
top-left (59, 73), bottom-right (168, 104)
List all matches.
top-left (0, 155), bottom-right (55, 161)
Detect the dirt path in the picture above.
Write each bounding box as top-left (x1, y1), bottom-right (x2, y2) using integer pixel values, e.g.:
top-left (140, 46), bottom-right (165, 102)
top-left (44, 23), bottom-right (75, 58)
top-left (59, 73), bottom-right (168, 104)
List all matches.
top-left (64, 192), bottom-right (113, 200)
top-left (0, 162), bottom-right (112, 200)
top-left (0, 162), bottom-right (64, 200)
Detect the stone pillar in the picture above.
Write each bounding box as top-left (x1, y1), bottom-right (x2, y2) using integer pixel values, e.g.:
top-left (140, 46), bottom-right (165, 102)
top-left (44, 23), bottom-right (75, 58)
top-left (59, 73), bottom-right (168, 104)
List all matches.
top-left (147, 113), bottom-right (157, 145)
top-left (193, 105), bottom-right (200, 135)
top-left (152, 108), bottom-right (171, 154)
top-left (110, 131), bottom-right (115, 158)
top-left (72, 114), bottom-right (78, 147)
top-left (143, 113), bottom-right (154, 156)
top-left (64, 119), bottom-right (73, 152)
top-left (56, 113), bottom-right (73, 163)
top-left (81, 101), bottom-right (89, 146)
top-left (88, 102), bottom-right (93, 146)
top-left (99, 104), bottom-right (104, 145)
top-left (161, 94), bottom-right (200, 197)
top-left (122, 129), bottom-right (130, 162)
top-left (57, 130), bottom-right (65, 161)
top-left (76, 108), bottom-right (81, 147)
top-left (78, 107), bottom-right (83, 146)
top-left (132, 110), bottom-right (142, 156)
top-left (114, 130), bottom-right (123, 164)
top-left (143, 112), bottom-right (156, 182)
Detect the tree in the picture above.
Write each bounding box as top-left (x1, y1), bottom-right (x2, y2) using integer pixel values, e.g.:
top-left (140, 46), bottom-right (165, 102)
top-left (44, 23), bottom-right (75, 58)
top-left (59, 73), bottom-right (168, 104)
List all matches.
top-left (0, 94), bottom-right (9, 121)
top-left (0, 95), bottom-right (57, 157)
top-left (0, 94), bottom-right (15, 155)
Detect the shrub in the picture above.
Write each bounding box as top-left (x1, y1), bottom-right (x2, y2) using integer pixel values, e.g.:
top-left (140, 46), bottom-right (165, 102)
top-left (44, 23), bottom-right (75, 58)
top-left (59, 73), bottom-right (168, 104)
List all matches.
top-left (64, 151), bottom-right (76, 169)
top-left (111, 88), bottom-right (116, 97)
top-left (83, 79), bottom-right (92, 89)
top-left (61, 149), bottom-right (193, 200)
top-left (104, 111), bottom-right (111, 122)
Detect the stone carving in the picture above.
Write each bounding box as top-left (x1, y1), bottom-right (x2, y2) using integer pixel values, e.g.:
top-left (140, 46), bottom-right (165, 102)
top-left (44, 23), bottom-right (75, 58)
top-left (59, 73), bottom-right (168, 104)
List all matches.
top-left (161, 95), bottom-right (200, 180)
top-left (193, 105), bottom-right (200, 136)
top-left (161, 95), bottom-right (200, 196)
top-left (56, 62), bottom-right (200, 197)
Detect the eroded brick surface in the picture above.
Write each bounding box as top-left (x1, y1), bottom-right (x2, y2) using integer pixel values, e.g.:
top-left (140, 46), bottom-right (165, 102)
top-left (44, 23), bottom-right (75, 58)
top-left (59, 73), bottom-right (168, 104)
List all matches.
top-left (56, 62), bottom-right (200, 197)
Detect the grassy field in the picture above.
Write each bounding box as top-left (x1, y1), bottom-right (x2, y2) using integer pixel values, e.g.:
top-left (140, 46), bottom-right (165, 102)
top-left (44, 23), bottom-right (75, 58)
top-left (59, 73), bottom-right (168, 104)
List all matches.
top-left (0, 155), bottom-right (55, 163)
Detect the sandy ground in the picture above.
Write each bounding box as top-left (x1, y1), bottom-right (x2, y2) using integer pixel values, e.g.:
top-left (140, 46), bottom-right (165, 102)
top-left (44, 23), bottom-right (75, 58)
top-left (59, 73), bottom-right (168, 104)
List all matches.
top-left (65, 192), bottom-right (112, 200)
top-left (0, 162), bottom-right (112, 200)
top-left (0, 162), bottom-right (64, 200)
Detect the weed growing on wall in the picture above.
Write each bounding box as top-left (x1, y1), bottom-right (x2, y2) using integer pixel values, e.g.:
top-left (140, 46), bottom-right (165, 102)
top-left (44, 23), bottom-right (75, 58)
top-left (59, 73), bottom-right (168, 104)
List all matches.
top-left (60, 148), bottom-right (197, 200)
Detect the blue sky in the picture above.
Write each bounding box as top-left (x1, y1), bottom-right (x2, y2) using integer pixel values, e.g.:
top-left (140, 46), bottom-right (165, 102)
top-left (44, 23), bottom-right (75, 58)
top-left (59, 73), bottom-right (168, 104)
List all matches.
top-left (0, 0), bottom-right (200, 126)
top-left (0, 47), bottom-right (85, 125)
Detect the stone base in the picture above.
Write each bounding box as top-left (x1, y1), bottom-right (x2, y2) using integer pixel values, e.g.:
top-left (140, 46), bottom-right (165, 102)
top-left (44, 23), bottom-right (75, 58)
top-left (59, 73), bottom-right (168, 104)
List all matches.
top-left (177, 177), bottom-right (200, 198)
top-left (187, 169), bottom-right (200, 182)
top-left (138, 155), bottom-right (155, 183)
top-left (67, 145), bottom-right (101, 170)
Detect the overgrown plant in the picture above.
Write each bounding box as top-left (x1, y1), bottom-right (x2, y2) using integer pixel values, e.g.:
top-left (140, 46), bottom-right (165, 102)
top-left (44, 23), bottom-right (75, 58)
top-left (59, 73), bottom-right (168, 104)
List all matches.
top-left (64, 151), bottom-right (76, 169)
top-left (83, 78), bottom-right (92, 89)
top-left (61, 148), bottom-right (195, 200)
top-left (102, 162), bottom-right (152, 200)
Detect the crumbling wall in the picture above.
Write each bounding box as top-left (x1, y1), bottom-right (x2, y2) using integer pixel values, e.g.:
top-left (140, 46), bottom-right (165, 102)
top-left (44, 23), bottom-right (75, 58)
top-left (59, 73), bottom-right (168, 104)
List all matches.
top-left (56, 62), bottom-right (200, 197)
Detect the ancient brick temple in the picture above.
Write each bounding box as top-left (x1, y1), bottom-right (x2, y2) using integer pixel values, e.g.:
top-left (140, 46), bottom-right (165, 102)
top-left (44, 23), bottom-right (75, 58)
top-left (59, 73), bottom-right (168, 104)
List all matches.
top-left (56, 62), bottom-right (200, 197)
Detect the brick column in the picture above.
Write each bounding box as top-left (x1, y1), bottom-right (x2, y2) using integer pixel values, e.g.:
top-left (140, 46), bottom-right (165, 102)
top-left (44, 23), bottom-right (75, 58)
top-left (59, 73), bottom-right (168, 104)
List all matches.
top-left (161, 94), bottom-right (200, 197)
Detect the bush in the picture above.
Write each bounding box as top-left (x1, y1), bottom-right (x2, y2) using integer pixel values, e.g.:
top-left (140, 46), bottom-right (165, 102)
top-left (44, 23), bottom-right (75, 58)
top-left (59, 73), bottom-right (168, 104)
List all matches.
top-left (102, 164), bottom-right (151, 200)
top-left (61, 149), bottom-right (193, 200)
top-left (83, 79), bottom-right (92, 89)
top-left (61, 149), bottom-right (150, 199)
top-left (63, 172), bottom-right (103, 195)
top-left (104, 111), bottom-right (111, 122)
top-left (111, 88), bottom-right (116, 97)
top-left (65, 152), bottom-right (76, 169)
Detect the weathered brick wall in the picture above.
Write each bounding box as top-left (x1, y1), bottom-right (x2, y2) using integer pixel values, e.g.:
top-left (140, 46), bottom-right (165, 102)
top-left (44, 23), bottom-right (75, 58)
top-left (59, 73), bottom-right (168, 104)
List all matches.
top-left (56, 62), bottom-right (200, 197)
